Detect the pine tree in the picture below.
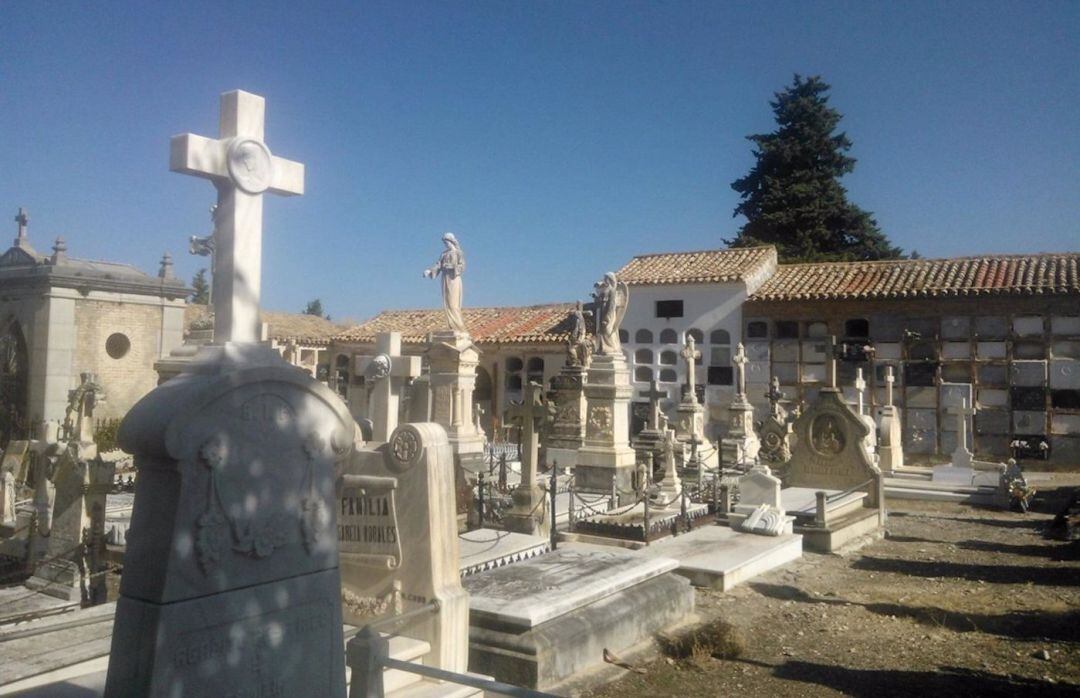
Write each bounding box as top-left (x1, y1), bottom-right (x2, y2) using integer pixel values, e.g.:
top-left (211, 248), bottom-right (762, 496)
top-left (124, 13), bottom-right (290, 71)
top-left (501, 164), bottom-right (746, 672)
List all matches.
top-left (303, 298), bottom-right (325, 318)
top-left (727, 75), bottom-right (903, 262)
top-left (190, 268), bottom-right (210, 305)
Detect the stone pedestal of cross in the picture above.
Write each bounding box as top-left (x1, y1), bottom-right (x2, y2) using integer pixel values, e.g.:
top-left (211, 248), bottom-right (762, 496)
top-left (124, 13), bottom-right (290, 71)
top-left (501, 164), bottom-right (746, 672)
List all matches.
top-left (503, 382), bottom-right (550, 537)
top-left (877, 365), bottom-right (904, 472)
top-left (356, 332), bottom-right (422, 443)
top-left (170, 90), bottom-right (304, 344)
top-left (680, 335), bottom-right (702, 404)
top-left (949, 397), bottom-right (976, 468)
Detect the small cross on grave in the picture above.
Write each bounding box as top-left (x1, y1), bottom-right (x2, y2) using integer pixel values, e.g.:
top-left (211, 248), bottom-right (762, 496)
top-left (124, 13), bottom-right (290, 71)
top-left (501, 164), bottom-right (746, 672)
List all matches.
top-left (732, 342), bottom-right (749, 398)
top-left (642, 379), bottom-right (667, 431)
top-left (505, 382), bottom-right (548, 492)
top-left (949, 396), bottom-right (976, 463)
top-left (170, 90), bottom-right (305, 343)
top-left (680, 335), bottom-right (702, 402)
top-left (884, 365), bottom-right (896, 407)
top-left (357, 332), bottom-right (422, 442)
top-left (853, 368), bottom-right (867, 415)
top-left (765, 376), bottom-right (785, 419)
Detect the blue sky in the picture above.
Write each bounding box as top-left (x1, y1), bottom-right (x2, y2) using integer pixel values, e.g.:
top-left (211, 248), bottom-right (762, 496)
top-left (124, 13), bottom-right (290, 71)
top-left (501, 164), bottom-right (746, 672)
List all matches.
top-left (1, 1), bottom-right (1076, 322)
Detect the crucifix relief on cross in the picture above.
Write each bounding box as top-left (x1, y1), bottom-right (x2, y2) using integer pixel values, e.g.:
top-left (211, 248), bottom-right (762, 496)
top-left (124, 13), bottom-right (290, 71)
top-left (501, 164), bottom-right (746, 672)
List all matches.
top-left (170, 90), bottom-right (305, 344)
top-left (732, 342), bottom-right (748, 398)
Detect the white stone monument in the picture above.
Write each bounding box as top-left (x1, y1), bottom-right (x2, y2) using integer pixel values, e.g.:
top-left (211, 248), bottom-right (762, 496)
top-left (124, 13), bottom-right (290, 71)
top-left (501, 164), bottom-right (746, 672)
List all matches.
top-left (721, 342), bottom-right (761, 467)
top-left (877, 366), bottom-right (904, 472)
top-left (355, 332), bottom-right (422, 443)
top-left (105, 90), bottom-right (350, 698)
top-left (503, 382), bottom-right (550, 537)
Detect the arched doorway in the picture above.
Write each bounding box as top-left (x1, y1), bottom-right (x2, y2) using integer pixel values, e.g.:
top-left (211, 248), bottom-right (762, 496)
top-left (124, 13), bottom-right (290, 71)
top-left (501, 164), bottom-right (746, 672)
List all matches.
top-left (0, 319), bottom-right (29, 445)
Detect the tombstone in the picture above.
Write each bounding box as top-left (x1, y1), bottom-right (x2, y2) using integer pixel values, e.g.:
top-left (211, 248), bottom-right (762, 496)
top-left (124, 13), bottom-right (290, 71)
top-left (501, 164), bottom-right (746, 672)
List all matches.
top-left (673, 335), bottom-right (705, 440)
top-left (757, 377), bottom-right (793, 465)
top-left (652, 423), bottom-right (682, 508)
top-left (876, 366), bottom-right (904, 472)
top-left (355, 332), bottom-right (422, 443)
top-left (631, 379), bottom-right (670, 466)
top-left (576, 274), bottom-right (636, 497)
top-left (852, 368), bottom-right (878, 457)
top-left (503, 382), bottom-right (551, 537)
top-left (782, 337), bottom-right (884, 552)
top-left (721, 343), bottom-right (761, 467)
top-left (545, 362), bottom-right (589, 469)
top-left (340, 423), bottom-right (469, 678)
top-left (730, 465), bottom-right (791, 536)
top-left (20, 439), bottom-right (111, 602)
top-left (105, 90), bottom-right (349, 698)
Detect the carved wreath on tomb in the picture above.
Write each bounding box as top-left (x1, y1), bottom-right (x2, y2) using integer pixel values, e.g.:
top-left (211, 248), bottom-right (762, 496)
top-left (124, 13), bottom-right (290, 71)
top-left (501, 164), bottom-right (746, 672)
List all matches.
top-left (390, 428), bottom-right (421, 468)
top-left (809, 414), bottom-right (845, 457)
top-left (556, 403), bottom-right (579, 425)
top-left (588, 406), bottom-right (613, 437)
top-left (194, 425), bottom-right (335, 574)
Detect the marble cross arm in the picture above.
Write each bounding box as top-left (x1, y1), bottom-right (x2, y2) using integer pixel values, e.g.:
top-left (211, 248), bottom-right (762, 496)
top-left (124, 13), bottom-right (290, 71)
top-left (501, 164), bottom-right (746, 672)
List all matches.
top-left (169, 133), bottom-right (305, 196)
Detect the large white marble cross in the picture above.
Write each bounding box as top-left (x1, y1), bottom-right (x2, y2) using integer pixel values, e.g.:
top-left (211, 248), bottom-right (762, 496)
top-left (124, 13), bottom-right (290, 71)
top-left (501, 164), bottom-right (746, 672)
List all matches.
top-left (884, 365), bottom-right (896, 407)
top-left (854, 368), bottom-right (867, 415)
top-left (505, 382), bottom-right (548, 490)
top-left (642, 379), bottom-right (667, 431)
top-left (356, 332), bottom-right (423, 442)
top-left (681, 335), bottom-right (702, 402)
top-left (170, 90), bottom-right (304, 343)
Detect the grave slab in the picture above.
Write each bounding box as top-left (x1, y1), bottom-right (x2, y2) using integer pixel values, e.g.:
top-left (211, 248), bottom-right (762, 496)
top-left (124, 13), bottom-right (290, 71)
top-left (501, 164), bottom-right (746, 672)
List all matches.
top-left (458, 529), bottom-right (551, 578)
top-left (637, 524), bottom-right (802, 590)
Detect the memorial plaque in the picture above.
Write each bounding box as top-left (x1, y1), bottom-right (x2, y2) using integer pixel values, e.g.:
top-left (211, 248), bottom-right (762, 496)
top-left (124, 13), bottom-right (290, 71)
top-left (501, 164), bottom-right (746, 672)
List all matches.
top-left (338, 474), bottom-right (401, 568)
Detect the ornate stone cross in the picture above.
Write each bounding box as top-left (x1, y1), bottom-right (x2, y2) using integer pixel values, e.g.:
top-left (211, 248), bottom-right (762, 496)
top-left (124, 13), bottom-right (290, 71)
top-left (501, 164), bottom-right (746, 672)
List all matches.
top-left (823, 335), bottom-right (839, 389)
top-left (680, 335), bottom-right (702, 402)
top-left (732, 342), bottom-right (748, 398)
top-left (356, 332), bottom-right (423, 443)
top-left (642, 379), bottom-right (666, 431)
top-left (170, 90), bottom-right (305, 343)
top-left (950, 396), bottom-right (976, 456)
top-left (765, 376), bottom-right (785, 419)
top-left (505, 382), bottom-right (548, 491)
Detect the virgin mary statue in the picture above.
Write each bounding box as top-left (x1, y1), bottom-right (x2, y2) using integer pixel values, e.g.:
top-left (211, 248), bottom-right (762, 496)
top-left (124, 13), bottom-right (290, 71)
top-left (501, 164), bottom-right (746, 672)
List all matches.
top-left (423, 233), bottom-right (467, 334)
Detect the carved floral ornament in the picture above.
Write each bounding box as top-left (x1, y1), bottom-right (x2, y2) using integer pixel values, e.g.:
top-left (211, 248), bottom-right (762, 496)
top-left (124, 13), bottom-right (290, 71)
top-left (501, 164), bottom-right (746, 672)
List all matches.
top-left (588, 405), bottom-right (613, 436)
top-left (193, 427), bottom-right (334, 575)
top-left (386, 426), bottom-right (423, 472)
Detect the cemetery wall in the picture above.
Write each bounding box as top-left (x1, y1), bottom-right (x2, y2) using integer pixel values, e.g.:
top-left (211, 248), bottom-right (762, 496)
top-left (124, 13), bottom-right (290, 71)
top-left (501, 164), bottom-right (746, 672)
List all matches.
top-left (742, 294), bottom-right (1080, 467)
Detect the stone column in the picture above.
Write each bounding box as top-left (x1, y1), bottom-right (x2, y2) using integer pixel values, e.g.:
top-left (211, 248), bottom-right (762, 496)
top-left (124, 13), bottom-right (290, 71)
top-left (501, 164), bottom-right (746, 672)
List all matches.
top-left (426, 332), bottom-right (486, 476)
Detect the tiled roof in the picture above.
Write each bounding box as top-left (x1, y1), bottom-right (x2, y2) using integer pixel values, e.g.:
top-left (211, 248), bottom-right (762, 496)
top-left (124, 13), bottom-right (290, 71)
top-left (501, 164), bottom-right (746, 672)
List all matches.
top-left (334, 303), bottom-right (579, 345)
top-left (616, 246), bottom-right (777, 287)
top-left (750, 253), bottom-right (1080, 301)
top-left (185, 304), bottom-right (347, 344)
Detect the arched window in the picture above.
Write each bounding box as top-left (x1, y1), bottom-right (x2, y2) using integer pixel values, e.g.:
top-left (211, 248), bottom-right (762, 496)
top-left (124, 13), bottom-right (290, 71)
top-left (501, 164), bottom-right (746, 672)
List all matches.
top-left (659, 368), bottom-right (677, 383)
top-left (634, 366), bottom-right (653, 382)
top-left (659, 350), bottom-right (677, 366)
top-left (710, 329), bottom-right (730, 345)
top-left (746, 321), bottom-right (768, 339)
top-left (635, 329), bottom-right (654, 344)
top-left (0, 320), bottom-right (29, 444)
top-left (687, 328), bottom-right (704, 344)
top-left (506, 374), bottom-right (523, 391)
top-left (526, 357), bottom-right (544, 373)
top-left (635, 348), bottom-right (654, 364)
top-left (659, 328), bottom-right (677, 344)
top-left (618, 329), bottom-right (629, 343)
top-left (806, 321), bottom-right (828, 338)
top-left (505, 357), bottom-right (524, 372)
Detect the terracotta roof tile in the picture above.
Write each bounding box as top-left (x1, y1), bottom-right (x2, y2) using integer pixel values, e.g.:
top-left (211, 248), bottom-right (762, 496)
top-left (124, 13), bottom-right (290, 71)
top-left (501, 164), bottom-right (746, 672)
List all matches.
top-left (334, 303), bottom-right (578, 345)
top-left (616, 246), bottom-right (777, 286)
top-left (750, 252), bottom-right (1080, 301)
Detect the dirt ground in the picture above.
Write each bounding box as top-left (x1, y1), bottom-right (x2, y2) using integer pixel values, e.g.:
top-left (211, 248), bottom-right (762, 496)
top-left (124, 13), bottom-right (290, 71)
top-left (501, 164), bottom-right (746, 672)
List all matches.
top-left (587, 478), bottom-right (1080, 698)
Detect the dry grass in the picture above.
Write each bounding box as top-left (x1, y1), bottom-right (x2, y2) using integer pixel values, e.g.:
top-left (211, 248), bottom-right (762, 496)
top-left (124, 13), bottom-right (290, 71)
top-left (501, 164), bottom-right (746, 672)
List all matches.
top-left (657, 618), bottom-right (745, 663)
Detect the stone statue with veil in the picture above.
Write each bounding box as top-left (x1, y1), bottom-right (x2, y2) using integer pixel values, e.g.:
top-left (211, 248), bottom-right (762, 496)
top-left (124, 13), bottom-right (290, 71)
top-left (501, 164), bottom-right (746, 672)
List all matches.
top-left (423, 232), bottom-right (468, 335)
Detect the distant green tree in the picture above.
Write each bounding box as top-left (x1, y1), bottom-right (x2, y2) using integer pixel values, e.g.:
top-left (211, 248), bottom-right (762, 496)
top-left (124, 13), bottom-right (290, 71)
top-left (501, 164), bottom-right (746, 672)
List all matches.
top-left (304, 298), bottom-right (326, 318)
top-left (190, 268), bottom-right (210, 304)
top-left (727, 75), bottom-right (903, 262)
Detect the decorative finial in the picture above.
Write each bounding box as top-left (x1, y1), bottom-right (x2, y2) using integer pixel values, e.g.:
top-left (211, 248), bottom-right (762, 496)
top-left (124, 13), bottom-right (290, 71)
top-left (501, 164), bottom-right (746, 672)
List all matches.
top-left (159, 252), bottom-right (175, 279)
top-left (50, 236), bottom-right (67, 264)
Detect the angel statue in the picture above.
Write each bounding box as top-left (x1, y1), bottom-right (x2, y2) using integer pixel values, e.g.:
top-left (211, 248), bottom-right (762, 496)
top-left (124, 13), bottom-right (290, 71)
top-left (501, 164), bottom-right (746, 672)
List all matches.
top-left (565, 300), bottom-right (593, 367)
top-left (591, 272), bottom-right (629, 356)
top-left (423, 232), bottom-right (467, 334)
